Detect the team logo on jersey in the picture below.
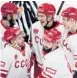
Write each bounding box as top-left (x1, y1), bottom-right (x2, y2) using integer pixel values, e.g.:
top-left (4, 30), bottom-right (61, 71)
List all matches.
top-left (0, 61), bottom-right (5, 67)
top-left (33, 29), bottom-right (39, 34)
top-left (14, 54), bottom-right (18, 60)
top-left (46, 67), bottom-right (56, 75)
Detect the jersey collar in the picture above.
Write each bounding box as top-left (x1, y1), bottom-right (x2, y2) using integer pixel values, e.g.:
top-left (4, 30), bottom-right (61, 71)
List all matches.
top-left (67, 30), bottom-right (77, 37)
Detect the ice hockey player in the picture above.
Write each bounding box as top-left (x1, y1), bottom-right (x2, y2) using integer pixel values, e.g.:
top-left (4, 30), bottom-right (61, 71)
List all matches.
top-left (38, 28), bottom-right (73, 78)
top-left (0, 27), bottom-right (31, 78)
top-left (30, 3), bottom-right (65, 78)
top-left (61, 7), bottom-right (77, 78)
top-left (0, 2), bottom-right (21, 50)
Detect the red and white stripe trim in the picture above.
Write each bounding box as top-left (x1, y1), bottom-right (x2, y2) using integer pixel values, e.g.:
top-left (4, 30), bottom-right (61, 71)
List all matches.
top-left (0, 69), bottom-right (8, 78)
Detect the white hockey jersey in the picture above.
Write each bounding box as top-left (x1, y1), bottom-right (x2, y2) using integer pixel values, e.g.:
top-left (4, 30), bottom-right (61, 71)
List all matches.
top-left (65, 33), bottom-right (77, 71)
top-left (0, 43), bottom-right (31, 78)
top-left (38, 46), bottom-right (73, 78)
top-left (31, 21), bottom-right (44, 64)
top-left (30, 21), bottom-right (65, 64)
top-left (63, 39), bottom-right (74, 72)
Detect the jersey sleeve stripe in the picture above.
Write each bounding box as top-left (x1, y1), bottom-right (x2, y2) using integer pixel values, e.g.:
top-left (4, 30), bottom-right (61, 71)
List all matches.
top-left (38, 72), bottom-right (45, 78)
top-left (42, 71), bottom-right (53, 78)
top-left (0, 69), bottom-right (8, 72)
top-left (0, 73), bottom-right (7, 78)
top-left (73, 55), bottom-right (77, 60)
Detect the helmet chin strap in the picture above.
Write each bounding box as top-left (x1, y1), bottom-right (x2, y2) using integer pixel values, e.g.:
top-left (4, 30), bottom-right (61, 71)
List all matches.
top-left (44, 21), bottom-right (49, 28)
top-left (44, 16), bottom-right (53, 30)
top-left (52, 43), bottom-right (57, 50)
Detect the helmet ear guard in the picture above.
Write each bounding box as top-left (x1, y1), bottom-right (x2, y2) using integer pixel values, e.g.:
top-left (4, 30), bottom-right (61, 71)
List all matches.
top-left (47, 15), bottom-right (53, 22)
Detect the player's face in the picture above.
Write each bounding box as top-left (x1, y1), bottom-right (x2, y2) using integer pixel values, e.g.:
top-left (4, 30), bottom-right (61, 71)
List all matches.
top-left (7, 13), bottom-right (18, 27)
top-left (12, 13), bottom-right (18, 21)
top-left (68, 20), bottom-right (77, 33)
top-left (62, 17), bottom-right (76, 32)
top-left (43, 39), bottom-right (53, 52)
top-left (37, 12), bottom-right (47, 27)
top-left (15, 34), bottom-right (25, 47)
top-left (62, 17), bottom-right (70, 29)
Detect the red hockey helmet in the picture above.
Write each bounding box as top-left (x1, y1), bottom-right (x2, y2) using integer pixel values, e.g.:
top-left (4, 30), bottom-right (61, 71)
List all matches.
top-left (1, 2), bottom-right (18, 16)
top-left (3, 27), bottom-right (21, 42)
top-left (44, 28), bottom-right (61, 43)
top-left (61, 7), bottom-right (77, 20)
top-left (37, 3), bottom-right (56, 15)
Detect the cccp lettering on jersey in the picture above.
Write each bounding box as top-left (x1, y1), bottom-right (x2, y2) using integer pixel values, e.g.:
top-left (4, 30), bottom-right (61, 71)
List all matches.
top-left (35, 36), bottom-right (43, 45)
top-left (15, 59), bottom-right (28, 68)
top-left (63, 39), bottom-right (71, 52)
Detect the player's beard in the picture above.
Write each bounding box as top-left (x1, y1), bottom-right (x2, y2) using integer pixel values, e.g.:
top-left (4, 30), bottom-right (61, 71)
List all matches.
top-left (43, 46), bottom-right (52, 53)
top-left (21, 43), bottom-right (25, 50)
top-left (9, 17), bottom-right (15, 27)
top-left (44, 21), bottom-right (55, 30)
top-left (2, 16), bottom-right (15, 28)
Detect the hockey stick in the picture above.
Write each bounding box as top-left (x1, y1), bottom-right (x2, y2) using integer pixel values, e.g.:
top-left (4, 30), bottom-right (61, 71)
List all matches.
top-left (57, 1), bottom-right (65, 15)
